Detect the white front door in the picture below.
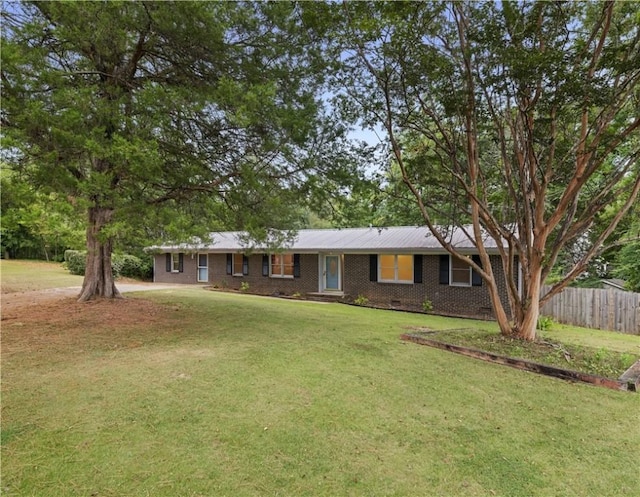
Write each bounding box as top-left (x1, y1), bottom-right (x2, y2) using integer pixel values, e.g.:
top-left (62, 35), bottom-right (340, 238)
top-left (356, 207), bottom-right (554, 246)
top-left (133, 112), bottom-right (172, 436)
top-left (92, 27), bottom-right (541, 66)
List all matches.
top-left (197, 253), bottom-right (208, 282)
top-left (322, 254), bottom-right (341, 292)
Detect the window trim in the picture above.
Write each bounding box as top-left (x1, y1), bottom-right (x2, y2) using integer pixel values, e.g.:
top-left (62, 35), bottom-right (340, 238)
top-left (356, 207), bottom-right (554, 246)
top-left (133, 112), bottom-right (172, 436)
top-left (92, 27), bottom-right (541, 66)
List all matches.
top-left (227, 253), bottom-right (249, 276)
top-left (171, 253), bottom-right (181, 273)
top-left (378, 254), bottom-right (414, 284)
top-left (449, 255), bottom-right (472, 287)
top-left (270, 253), bottom-right (295, 279)
top-left (232, 253), bottom-right (244, 276)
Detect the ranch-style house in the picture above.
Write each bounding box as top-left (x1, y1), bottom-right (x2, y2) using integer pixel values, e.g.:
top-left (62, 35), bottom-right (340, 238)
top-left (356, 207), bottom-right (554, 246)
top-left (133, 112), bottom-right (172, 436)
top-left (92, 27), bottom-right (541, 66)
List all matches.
top-left (150, 226), bottom-right (518, 318)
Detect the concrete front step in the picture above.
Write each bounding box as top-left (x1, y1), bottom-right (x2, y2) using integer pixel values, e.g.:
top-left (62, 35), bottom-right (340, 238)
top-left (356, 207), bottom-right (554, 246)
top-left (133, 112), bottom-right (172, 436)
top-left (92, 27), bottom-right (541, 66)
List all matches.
top-left (306, 292), bottom-right (345, 302)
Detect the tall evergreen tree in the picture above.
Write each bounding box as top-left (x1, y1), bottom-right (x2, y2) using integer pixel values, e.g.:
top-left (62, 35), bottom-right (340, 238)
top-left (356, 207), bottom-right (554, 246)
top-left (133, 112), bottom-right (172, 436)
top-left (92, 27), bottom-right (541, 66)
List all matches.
top-left (2, 1), bottom-right (352, 300)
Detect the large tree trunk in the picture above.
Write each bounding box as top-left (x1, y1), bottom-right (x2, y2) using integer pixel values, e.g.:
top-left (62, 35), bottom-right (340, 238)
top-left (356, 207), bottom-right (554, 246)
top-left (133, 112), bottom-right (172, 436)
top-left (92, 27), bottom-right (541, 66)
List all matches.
top-left (481, 268), bottom-right (516, 338)
top-left (512, 258), bottom-right (543, 342)
top-left (78, 206), bottom-right (121, 302)
top-left (517, 299), bottom-right (540, 342)
top-left (491, 279), bottom-right (539, 342)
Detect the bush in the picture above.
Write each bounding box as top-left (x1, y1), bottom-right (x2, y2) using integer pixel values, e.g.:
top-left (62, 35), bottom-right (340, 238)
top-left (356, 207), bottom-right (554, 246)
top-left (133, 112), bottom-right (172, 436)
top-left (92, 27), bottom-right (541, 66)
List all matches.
top-left (354, 294), bottom-right (369, 306)
top-left (64, 250), bottom-right (87, 275)
top-left (537, 315), bottom-right (554, 331)
top-left (112, 253), bottom-right (153, 280)
top-left (63, 250), bottom-right (152, 280)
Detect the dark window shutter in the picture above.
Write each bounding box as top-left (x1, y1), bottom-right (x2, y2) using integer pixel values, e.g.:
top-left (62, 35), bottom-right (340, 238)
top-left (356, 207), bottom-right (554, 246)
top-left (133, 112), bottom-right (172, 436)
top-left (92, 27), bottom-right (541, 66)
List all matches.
top-left (472, 254), bottom-right (482, 286)
top-left (178, 253), bottom-right (184, 273)
top-left (242, 255), bottom-right (249, 275)
top-left (414, 254), bottom-right (423, 283)
top-left (439, 255), bottom-right (449, 285)
top-left (166, 253), bottom-right (171, 272)
top-left (293, 254), bottom-right (301, 278)
top-left (226, 254), bottom-right (232, 275)
top-left (262, 254), bottom-right (269, 276)
top-left (369, 254), bottom-right (378, 282)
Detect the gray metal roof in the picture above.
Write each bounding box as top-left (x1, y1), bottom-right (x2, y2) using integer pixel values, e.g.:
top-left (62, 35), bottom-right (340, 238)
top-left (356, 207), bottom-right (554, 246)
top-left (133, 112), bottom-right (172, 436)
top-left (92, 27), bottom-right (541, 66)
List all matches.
top-left (151, 226), bottom-right (500, 254)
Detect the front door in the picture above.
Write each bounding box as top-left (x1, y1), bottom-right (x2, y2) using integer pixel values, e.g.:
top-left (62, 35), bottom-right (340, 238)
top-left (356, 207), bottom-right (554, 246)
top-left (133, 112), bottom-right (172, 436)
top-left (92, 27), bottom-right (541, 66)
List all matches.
top-left (324, 255), bottom-right (341, 291)
top-left (197, 253), bottom-right (208, 282)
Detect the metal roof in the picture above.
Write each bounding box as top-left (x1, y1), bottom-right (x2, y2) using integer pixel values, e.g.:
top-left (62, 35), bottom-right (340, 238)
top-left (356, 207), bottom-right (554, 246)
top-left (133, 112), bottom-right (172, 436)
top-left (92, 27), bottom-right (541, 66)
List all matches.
top-left (150, 226), bottom-right (500, 254)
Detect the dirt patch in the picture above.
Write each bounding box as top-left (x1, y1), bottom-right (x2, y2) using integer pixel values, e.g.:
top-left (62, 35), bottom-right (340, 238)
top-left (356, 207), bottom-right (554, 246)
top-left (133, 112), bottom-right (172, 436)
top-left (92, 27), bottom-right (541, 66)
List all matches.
top-left (1, 287), bottom-right (80, 309)
top-left (1, 294), bottom-right (180, 358)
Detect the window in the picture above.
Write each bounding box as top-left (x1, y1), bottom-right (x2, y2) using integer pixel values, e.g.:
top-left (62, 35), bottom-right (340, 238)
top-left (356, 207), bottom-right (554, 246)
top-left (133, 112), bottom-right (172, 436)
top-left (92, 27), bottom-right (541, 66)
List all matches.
top-left (227, 253), bottom-right (248, 276)
top-left (271, 253), bottom-right (294, 278)
top-left (378, 254), bottom-right (413, 283)
top-left (233, 253), bottom-right (244, 276)
top-left (166, 253), bottom-right (183, 273)
top-left (171, 253), bottom-right (181, 273)
top-left (450, 256), bottom-right (472, 286)
top-left (439, 254), bottom-right (482, 286)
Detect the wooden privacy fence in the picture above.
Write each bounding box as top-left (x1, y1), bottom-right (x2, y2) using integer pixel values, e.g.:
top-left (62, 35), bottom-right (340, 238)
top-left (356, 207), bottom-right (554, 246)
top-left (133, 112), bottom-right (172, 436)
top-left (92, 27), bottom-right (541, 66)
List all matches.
top-left (541, 285), bottom-right (640, 335)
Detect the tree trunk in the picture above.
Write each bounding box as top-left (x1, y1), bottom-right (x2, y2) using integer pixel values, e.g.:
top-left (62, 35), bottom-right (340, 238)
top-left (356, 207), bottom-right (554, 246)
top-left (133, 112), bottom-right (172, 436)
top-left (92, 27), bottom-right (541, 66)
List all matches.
top-left (78, 206), bottom-right (121, 302)
top-left (517, 300), bottom-right (539, 341)
top-left (513, 261), bottom-right (543, 341)
top-left (482, 274), bottom-right (516, 338)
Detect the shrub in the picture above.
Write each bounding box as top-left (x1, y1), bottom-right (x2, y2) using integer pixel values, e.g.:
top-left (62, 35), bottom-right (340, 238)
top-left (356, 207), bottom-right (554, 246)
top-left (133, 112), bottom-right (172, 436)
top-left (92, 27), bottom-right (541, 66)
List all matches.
top-left (113, 253), bottom-right (153, 280)
top-left (64, 250), bottom-right (87, 275)
top-left (63, 250), bottom-right (152, 280)
top-left (240, 281), bottom-right (250, 293)
top-left (354, 294), bottom-right (369, 306)
top-left (537, 315), bottom-right (554, 331)
top-left (422, 299), bottom-right (433, 312)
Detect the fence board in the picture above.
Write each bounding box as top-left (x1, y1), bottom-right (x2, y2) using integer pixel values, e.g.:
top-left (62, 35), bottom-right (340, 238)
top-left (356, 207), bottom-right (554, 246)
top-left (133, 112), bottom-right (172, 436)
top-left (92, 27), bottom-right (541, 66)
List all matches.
top-left (541, 285), bottom-right (640, 335)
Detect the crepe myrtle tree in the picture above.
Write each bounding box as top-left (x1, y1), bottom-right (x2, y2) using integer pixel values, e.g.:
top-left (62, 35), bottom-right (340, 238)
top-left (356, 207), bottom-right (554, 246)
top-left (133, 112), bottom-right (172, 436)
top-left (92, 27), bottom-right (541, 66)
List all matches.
top-left (335, 1), bottom-right (640, 340)
top-left (1, 1), bottom-right (357, 301)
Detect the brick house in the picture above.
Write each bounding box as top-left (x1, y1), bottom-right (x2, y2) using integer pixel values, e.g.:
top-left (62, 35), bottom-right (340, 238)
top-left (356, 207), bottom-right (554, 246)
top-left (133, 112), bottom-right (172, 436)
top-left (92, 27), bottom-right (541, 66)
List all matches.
top-left (150, 226), bottom-right (516, 318)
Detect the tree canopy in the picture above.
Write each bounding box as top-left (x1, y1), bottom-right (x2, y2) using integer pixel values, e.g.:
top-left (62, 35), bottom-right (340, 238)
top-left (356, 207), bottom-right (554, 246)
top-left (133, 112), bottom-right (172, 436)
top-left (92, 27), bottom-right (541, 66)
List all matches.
top-left (333, 0), bottom-right (640, 339)
top-left (0, 167), bottom-right (84, 260)
top-left (1, 1), bottom-right (363, 300)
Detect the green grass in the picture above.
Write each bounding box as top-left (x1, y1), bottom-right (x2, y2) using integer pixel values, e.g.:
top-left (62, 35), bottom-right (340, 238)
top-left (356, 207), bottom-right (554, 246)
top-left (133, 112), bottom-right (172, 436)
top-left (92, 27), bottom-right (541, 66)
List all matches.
top-left (421, 328), bottom-right (638, 378)
top-left (1, 259), bottom-right (83, 293)
top-left (543, 321), bottom-right (640, 355)
top-left (2, 288), bottom-right (640, 497)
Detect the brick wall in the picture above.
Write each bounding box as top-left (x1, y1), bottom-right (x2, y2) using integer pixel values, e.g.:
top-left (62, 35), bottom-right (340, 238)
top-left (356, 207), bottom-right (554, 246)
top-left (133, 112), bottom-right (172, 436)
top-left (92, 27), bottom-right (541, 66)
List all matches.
top-left (344, 254), bottom-right (511, 318)
top-left (153, 253), bottom-right (200, 284)
top-left (210, 253), bottom-right (319, 295)
top-left (154, 251), bottom-right (513, 319)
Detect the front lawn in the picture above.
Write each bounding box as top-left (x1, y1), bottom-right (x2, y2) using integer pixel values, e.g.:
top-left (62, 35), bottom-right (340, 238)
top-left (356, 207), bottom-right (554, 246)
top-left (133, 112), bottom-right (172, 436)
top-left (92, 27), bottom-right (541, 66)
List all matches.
top-left (2, 289), bottom-right (639, 497)
top-left (0, 259), bottom-right (83, 293)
